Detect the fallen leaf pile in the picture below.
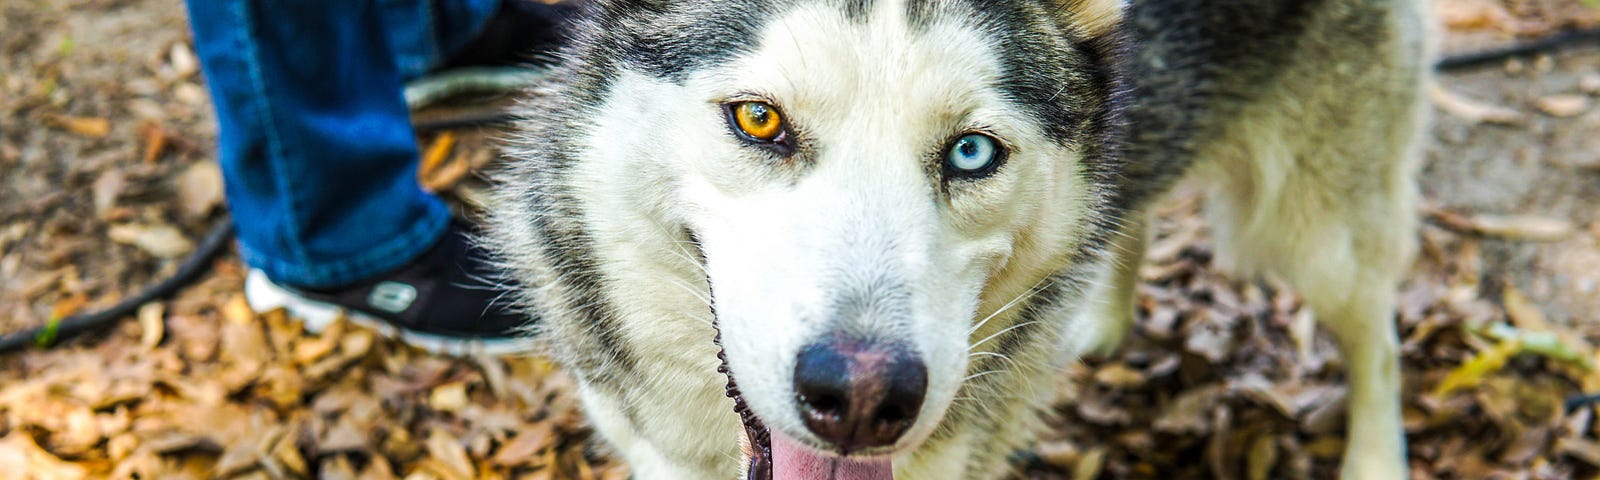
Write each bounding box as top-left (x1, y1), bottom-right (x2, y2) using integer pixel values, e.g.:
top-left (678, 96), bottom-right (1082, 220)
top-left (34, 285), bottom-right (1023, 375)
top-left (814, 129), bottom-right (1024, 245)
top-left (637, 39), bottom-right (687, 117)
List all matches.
top-left (0, 264), bottom-right (627, 480)
top-left (1026, 196), bottom-right (1600, 479)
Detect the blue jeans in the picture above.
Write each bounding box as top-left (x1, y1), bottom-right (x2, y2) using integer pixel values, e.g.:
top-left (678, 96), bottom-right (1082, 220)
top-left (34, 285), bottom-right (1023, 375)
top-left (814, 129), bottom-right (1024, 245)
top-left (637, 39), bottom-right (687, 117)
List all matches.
top-left (185, 0), bottom-right (499, 288)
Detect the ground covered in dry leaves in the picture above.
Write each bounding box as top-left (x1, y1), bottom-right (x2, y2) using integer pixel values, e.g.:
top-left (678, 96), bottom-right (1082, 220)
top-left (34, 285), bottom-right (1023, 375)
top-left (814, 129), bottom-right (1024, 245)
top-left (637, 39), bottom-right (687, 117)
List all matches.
top-left (3, 0), bottom-right (1600, 479)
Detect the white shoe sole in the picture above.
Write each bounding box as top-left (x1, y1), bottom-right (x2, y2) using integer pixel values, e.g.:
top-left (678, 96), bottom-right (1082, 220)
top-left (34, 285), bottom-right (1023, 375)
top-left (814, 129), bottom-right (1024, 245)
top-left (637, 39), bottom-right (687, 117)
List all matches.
top-left (245, 269), bottom-right (531, 357)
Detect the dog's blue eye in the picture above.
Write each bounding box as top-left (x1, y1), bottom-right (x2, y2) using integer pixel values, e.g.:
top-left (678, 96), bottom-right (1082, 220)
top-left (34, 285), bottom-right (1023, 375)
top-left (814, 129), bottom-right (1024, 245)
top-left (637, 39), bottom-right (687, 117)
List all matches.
top-left (945, 134), bottom-right (1003, 176)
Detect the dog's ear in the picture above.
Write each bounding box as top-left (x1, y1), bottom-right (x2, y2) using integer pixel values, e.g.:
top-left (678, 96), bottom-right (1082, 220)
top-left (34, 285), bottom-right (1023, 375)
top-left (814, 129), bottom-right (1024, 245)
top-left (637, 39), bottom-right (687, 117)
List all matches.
top-left (1056, 0), bottom-right (1126, 37)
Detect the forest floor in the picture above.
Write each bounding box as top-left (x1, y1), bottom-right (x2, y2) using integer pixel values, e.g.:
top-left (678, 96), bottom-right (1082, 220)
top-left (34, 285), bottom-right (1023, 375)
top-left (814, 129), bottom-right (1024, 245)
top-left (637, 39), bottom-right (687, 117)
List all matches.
top-left (2, 0), bottom-right (1599, 478)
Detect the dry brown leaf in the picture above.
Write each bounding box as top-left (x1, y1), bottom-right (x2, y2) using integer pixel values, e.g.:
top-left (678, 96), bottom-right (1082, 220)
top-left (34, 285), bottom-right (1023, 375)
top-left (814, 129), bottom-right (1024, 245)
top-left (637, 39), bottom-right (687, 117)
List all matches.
top-left (137, 301), bottom-right (164, 349)
top-left (361, 456), bottom-right (400, 480)
top-left (0, 141), bottom-right (19, 164)
top-left (1534, 94), bottom-right (1592, 118)
top-left (107, 450), bottom-right (165, 480)
top-left (1468, 214), bottom-right (1576, 242)
top-left (270, 423), bottom-right (309, 477)
top-left (0, 433), bottom-right (89, 480)
top-left (1071, 446), bottom-right (1106, 480)
top-left (1183, 313), bottom-right (1234, 363)
top-left (570, 446), bottom-right (597, 480)
top-left (51, 292), bottom-right (89, 320)
top-left (1426, 208), bottom-right (1574, 242)
top-left (341, 329), bottom-right (375, 360)
top-left (257, 365), bottom-right (305, 410)
top-left (1435, 0), bottom-right (1512, 30)
top-left (106, 433), bottom-right (139, 462)
top-left (1502, 284), bottom-right (1549, 333)
top-left (1092, 364), bottom-right (1147, 389)
top-left (475, 355), bottom-right (510, 400)
top-left (1075, 390), bottom-right (1133, 426)
top-left (108, 223), bottom-right (194, 258)
top-left (174, 161), bottom-right (224, 218)
top-left (92, 170), bottom-right (126, 218)
top-left (47, 404), bottom-right (101, 456)
top-left (174, 82), bottom-right (208, 106)
top-left (423, 156), bottom-right (472, 193)
top-left (320, 417), bottom-right (372, 453)
top-left (1303, 436), bottom-right (1344, 460)
top-left (491, 422), bottom-right (555, 467)
top-left (321, 456), bottom-right (360, 480)
top-left (1582, 74), bottom-right (1600, 95)
top-left (219, 306), bottom-right (271, 392)
top-left (430, 381), bottom-right (471, 413)
top-left (294, 316), bottom-right (345, 365)
top-left (1556, 437), bottom-right (1600, 467)
top-left (169, 42), bottom-right (198, 78)
top-left (1154, 383), bottom-right (1227, 434)
top-left (214, 442), bottom-right (262, 477)
top-left (1246, 434), bottom-right (1278, 480)
top-left (1430, 85), bottom-right (1526, 125)
top-left (141, 430), bottom-right (216, 454)
top-left (424, 429), bottom-right (476, 480)
top-left (224, 294), bottom-right (256, 325)
top-left (138, 121), bottom-right (170, 164)
top-left (1033, 441), bottom-right (1079, 469)
top-left (420, 132), bottom-right (457, 177)
top-left (45, 114), bottom-right (111, 138)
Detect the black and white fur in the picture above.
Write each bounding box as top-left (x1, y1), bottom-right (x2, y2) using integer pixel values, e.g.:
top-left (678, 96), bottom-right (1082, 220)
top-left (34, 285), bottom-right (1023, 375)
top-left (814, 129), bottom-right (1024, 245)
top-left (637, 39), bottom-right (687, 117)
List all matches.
top-left (488, 0), bottom-right (1431, 478)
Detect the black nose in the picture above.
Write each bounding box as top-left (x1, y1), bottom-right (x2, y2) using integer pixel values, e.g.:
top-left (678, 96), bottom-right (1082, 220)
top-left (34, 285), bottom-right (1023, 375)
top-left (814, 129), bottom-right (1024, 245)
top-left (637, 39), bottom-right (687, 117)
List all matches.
top-left (793, 337), bottom-right (927, 452)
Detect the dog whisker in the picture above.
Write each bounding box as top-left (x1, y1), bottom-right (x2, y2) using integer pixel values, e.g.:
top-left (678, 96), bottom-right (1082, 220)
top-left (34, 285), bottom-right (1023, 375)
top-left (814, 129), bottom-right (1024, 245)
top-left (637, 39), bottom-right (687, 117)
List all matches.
top-left (963, 370), bottom-right (1008, 383)
top-left (968, 351), bottom-right (1020, 369)
top-left (968, 276), bottom-right (1054, 336)
top-left (967, 320), bottom-right (1041, 353)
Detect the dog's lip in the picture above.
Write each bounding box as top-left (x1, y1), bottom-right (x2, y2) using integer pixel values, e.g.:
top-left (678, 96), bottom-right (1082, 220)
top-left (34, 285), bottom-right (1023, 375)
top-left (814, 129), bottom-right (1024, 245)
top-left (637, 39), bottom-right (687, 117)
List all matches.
top-left (724, 366), bottom-right (773, 480)
top-left (715, 322), bottom-right (774, 480)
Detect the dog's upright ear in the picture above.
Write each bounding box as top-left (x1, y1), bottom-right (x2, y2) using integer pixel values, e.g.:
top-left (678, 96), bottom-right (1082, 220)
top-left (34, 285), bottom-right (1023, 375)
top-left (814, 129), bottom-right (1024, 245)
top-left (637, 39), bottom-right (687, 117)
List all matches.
top-left (1055, 0), bottom-right (1126, 37)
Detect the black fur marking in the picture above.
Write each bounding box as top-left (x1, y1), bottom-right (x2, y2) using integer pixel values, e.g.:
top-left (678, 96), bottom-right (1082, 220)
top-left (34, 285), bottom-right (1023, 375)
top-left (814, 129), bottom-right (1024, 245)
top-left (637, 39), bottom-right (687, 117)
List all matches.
top-left (595, 2), bottom-right (785, 83)
top-left (842, 0), bottom-right (874, 21)
top-left (1115, 0), bottom-right (1335, 210)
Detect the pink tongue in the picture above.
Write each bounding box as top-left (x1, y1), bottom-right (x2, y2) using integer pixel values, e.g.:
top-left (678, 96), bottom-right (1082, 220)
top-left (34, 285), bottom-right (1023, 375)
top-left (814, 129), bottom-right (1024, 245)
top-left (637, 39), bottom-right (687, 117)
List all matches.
top-left (771, 433), bottom-right (894, 480)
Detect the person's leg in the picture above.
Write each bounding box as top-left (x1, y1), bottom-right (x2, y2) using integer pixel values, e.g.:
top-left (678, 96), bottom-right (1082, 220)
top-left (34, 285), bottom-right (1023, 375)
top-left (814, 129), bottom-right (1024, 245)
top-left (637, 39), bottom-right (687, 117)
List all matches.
top-left (184, 0), bottom-right (558, 356)
top-left (186, 0), bottom-right (457, 289)
top-left (380, 0), bottom-right (503, 80)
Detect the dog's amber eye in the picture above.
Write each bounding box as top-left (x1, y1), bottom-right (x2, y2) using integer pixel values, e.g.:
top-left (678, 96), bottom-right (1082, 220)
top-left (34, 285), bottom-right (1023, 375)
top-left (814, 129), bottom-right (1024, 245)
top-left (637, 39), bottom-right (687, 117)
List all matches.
top-left (730, 102), bottom-right (786, 142)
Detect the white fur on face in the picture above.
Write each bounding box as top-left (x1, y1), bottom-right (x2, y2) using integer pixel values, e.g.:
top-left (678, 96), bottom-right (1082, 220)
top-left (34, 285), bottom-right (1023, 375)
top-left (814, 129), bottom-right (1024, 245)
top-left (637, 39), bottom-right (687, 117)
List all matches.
top-left (569, 0), bottom-right (1095, 460)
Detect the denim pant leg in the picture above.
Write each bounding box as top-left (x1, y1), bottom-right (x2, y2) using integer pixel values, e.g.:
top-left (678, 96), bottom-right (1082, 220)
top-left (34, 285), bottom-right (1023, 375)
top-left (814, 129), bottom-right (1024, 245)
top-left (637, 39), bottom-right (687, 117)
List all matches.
top-left (185, 0), bottom-right (497, 289)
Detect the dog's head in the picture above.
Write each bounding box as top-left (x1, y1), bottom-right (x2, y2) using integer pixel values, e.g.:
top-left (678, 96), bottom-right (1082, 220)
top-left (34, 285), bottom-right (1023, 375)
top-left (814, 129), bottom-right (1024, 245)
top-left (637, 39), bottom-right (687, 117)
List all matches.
top-left (494, 0), bottom-right (1127, 477)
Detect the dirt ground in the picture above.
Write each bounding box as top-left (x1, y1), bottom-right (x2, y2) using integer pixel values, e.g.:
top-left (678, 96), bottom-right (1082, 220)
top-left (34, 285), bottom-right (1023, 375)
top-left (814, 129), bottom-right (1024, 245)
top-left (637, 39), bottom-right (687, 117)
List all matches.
top-left (2, 0), bottom-right (1599, 479)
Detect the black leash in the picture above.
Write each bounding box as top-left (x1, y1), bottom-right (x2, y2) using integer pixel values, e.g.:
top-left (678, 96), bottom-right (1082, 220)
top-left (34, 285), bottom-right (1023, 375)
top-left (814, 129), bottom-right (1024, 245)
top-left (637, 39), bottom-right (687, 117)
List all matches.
top-left (0, 221), bottom-right (234, 353)
top-left (1436, 27), bottom-right (1600, 71)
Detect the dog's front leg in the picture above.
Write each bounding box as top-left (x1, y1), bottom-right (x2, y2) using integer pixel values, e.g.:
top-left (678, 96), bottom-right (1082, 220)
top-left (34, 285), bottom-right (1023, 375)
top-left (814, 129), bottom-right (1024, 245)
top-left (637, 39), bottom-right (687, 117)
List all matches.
top-left (1319, 290), bottom-right (1407, 480)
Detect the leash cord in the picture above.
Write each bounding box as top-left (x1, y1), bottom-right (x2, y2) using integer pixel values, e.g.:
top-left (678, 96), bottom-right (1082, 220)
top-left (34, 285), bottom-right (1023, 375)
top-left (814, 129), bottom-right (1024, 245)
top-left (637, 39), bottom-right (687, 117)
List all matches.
top-left (0, 221), bottom-right (234, 353)
top-left (1436, 27), bottom-right (1600, 71)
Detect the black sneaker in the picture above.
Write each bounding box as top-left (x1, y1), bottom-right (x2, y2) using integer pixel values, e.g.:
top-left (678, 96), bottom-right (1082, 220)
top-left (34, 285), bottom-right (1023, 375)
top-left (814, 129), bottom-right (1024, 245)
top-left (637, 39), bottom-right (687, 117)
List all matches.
top-left (436, 0), bottom-right (582, 70)
top-left (244, 221), bottom-right (531, 356)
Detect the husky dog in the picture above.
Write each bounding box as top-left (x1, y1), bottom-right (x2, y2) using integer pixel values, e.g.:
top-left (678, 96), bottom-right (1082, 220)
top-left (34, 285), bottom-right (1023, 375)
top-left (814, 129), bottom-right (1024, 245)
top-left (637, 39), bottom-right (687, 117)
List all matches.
top-left (489, 0), bottom-right (1430, 478)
